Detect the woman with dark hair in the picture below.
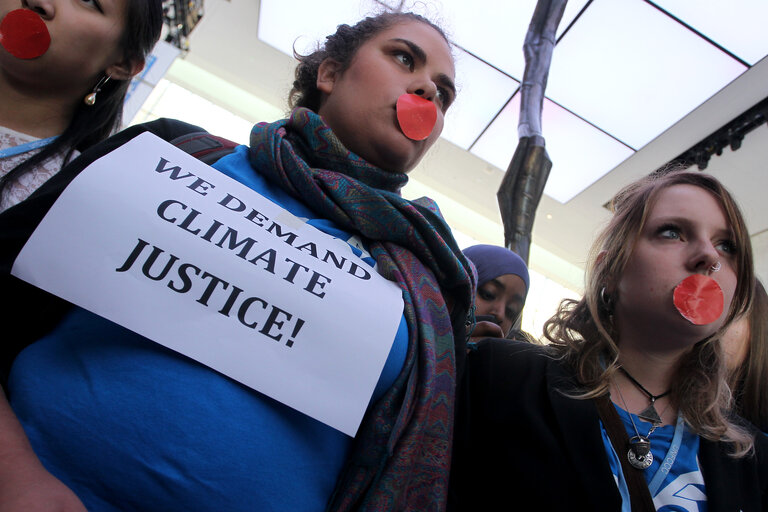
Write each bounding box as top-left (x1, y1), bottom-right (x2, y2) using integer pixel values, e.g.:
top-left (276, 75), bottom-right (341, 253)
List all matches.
top-left (450, 170), bottom-right (768, 510)
top-left (724, 278), bottom-right (768, 432)
top-left (462, 244), bottom-right (530, 341)
top-left (1, 1), bottom-right (162, 509)
top-left (0, 0), bottom-right (163, 211)
top-left (3, 11), bottom-right (475, 511)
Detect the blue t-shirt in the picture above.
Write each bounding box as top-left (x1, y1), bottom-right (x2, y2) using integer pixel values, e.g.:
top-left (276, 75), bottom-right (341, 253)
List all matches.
top-left (8, 146), bottom-right (409, 511)
top-left (601, 405), bottom-right (707, 512)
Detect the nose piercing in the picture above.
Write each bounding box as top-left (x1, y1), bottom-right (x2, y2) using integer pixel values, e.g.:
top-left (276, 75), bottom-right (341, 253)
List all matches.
top-left (710, 261), bottom-right (721, 273)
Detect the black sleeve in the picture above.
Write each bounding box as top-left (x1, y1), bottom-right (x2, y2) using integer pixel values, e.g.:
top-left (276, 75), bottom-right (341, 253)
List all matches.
top-left (0, 118), bottom-right (205, 390)
top-left (448, 339), bottom-right (552, 510)
top-left (447, 339), bottom-right (620, 511)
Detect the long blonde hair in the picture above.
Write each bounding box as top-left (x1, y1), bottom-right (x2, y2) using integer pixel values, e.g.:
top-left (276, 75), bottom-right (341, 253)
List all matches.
top-left (544, 170), bottom-right (755, 455)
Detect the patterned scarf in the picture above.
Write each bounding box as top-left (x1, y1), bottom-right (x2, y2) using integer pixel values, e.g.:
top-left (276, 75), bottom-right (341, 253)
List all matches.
top-left (249, 108), bottom-right (475, 511)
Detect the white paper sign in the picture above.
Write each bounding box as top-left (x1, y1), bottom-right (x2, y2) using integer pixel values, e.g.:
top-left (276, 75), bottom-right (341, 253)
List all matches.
top-left (12, 132), bottom-right (404, 436)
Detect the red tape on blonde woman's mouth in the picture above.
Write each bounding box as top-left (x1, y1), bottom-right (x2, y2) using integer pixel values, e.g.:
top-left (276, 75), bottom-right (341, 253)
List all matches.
top-left (0, 9), bottom-right (50, 59)
top-left (673, 274), bottom-right (724, 325)
top-left (396, 94), bottom-right (437, 141)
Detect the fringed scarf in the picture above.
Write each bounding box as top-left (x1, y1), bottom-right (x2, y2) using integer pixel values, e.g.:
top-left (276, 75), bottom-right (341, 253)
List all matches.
top-left (248, 108), bottom-right (474, 511)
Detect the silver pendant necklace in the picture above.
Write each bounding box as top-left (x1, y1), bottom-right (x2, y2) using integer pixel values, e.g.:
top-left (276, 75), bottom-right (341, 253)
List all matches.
top-left (614, 377), bottom-right (661, 470)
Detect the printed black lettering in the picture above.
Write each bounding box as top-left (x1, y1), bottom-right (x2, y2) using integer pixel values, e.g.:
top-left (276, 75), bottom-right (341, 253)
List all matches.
top-left (215, 227), bottom-right (257, 259)
top-left (141, 246), bottom-right (180, 281)
top-left (237, 296), bottom-right (268, 329)
top-left (155, 158), bottom-right (195, 181)
top-left (156, 199), bottom-right (186, 223)
top-left (321, 250), bottom-right (347, 270)
top-left (200, 220), bottom-right (224, 242)
top-left (259, 306), bottom-right (292, 341)
top-left (219, 193), bottom-right (246, 212)
top-left (196, 272), bottom-right (229, 306)
top-left (244, 208), bottom-right (268, 227)
top-left (347, 262), bottom-right (371, 280)
top-left (266, 222), bottom-right (298, 245)
top-left (296, 242), bottom-right (318, 258)
top-left (178, 207), bottom-right (204, 235)
top-left (167, 263), bottom-right (202, 293)
top-left (187, 177), bottom-right (215, 196)
top-left (115, 238), bottom-right (150, 273)
top-left (282, 257), bottom-right (309, 284)
top-left (249, 249), bottom-right (277, 274)
top-left (218, 285), bottom-right (244, 316)
top-left (304, 271), bottom-right (332, 298)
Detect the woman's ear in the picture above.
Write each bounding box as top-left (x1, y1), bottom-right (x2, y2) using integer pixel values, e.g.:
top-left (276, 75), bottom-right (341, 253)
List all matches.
top-left (316, 58), bottom-right (341, 94)
top-left (106, 56), bottom-right (146, 82)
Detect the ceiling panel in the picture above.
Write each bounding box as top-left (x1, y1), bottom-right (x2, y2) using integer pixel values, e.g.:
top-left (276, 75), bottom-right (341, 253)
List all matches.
top-left (546, 0), bottom-right (747, 149)
top-left (258, 0), bottom-right (378, 56)
top-left (653, 0), bottom-right (768, 65)
top-left (382, 0), bottom-right (590, 79)
top-left (471, 94), bottom-right (635, 203)
top-left (441, 48), bottom-right (519, 149)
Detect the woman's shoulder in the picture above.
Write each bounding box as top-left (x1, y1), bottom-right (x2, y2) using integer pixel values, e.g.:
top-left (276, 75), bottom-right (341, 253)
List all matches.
top-left (126, 118), bottom-right (207, 142)
top-left (469, 337), bottom-right (555, 368)
top-left (465, 338), bottom-right (566, 392)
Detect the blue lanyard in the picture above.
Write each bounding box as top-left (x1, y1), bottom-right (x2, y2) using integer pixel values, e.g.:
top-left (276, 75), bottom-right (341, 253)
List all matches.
top-left (0, 135), bottom-right (57, 159)
top-left (647, 411), bottom-right (685, 496)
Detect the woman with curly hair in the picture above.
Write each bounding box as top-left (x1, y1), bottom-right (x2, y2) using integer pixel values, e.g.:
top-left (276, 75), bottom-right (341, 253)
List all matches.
top-left (3, 11), bottom-right (475, 511)
top-left (450, 170), bottom-right (767, 511)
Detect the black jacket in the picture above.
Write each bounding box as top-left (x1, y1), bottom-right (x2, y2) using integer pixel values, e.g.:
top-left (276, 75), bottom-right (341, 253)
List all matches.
top-left (449, 339), bottom-right (768, 511)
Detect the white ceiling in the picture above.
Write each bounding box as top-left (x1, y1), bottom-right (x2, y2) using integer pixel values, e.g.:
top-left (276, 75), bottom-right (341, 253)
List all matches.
top-left (164, 0), bottom-right (768, 291)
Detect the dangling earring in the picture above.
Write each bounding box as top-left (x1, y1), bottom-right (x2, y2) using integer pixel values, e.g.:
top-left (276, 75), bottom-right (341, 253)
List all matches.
top-left (84, 75), bottom-right (111, 106)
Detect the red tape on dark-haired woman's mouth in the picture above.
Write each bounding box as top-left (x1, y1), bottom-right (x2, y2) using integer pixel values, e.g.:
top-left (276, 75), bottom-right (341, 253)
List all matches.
top-left (673, 274), bottom-right (724, 325)
top-left (0, 9), bottom-right (51, 59)
top-left (396, 94), bottom-right (437, 141)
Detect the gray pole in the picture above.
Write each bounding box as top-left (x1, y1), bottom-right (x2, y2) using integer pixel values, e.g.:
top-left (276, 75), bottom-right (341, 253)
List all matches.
top-left (497, 0), bottom-right (567, 264)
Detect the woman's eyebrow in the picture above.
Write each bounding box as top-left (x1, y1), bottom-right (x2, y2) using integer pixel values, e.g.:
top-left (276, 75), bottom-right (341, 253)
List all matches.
top-left (391, 38), bottom-right (427, 63)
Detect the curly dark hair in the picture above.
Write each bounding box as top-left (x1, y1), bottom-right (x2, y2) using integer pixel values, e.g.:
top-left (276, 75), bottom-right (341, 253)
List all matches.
top-left (288, 12), bottom-right (448, 112)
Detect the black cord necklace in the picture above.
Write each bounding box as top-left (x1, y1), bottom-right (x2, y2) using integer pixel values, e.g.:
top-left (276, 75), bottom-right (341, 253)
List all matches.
top-left (618, 366), bottom-right (671, 426)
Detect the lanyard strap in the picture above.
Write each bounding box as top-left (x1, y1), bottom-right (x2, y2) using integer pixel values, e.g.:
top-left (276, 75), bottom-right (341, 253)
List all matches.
top-left (0, 135), bottom-right (57, 159)
top-left (594, 395), bottom-right (656, 512)
top-left (647, 411), bottom-right (685, 496)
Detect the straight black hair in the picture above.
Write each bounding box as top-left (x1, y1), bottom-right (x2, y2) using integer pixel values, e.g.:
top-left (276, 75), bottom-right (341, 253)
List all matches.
top-left (0, 0), bottom-right (163, 195)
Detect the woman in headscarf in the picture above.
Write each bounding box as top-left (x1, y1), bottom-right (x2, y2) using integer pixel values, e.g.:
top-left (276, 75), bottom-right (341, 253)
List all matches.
top-left (463, 244), bottom-right (530, 342)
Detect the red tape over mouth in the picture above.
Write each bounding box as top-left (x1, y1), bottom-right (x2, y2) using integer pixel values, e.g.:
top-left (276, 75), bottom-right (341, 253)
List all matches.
top-left (673, 274), bottom-right (724, 325)
top-left (396, 94), bottom-right (437, 141)
top-left (1, 9), bottom-right (51, 60)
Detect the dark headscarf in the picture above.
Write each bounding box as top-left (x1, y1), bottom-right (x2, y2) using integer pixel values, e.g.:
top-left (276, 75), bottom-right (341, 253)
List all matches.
top-left (463, 244), bottom-right (529, 296)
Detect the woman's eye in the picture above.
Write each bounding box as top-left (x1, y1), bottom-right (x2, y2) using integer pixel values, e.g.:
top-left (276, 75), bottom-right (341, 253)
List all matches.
top-left (436, 88), bottom-right (451, 110)
top-left (658, 225), bottom-right (681, 240)
top-left (395, 52), bottom-right (413, 68)
top-left (716, 240), bottom-right (737, 255)
top-left (80, 0), bottom-right (103, 11)
top-left (477, 288), bottom-right (495, 302)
